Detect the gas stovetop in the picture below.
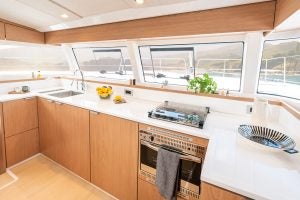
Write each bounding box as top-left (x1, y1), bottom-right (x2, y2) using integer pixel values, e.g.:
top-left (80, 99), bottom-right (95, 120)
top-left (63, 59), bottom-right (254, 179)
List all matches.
top-left (148, 101), bottom-right (210, 129)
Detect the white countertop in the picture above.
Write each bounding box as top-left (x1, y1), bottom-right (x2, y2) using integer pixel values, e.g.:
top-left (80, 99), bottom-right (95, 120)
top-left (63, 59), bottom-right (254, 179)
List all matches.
top-left (0, 89), bottom-right (299, 200)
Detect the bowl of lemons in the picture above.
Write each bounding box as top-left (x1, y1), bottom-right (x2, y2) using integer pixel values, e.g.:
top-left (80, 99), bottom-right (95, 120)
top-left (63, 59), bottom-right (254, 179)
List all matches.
top-left (96, 86), bottom-right (113, 99)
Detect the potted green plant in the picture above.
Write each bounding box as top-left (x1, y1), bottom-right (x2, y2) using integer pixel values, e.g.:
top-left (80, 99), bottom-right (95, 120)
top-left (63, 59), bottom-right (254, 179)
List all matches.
top-left (187, 73), bottom-right (217, 94)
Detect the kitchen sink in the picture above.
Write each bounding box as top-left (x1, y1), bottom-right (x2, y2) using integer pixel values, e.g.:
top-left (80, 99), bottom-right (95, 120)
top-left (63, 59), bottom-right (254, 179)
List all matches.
top-left (48, 90), bottom-right (83, 98)
top-left (38, 89), bottom-right (65, 94)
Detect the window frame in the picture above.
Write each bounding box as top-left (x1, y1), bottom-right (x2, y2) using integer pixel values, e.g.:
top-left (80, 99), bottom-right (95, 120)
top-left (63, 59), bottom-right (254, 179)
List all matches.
top-left (257, 37), bottom-right (300, 100)
top-left (138, 41), bottom-right (245, 91)
top-left (72, 46), bottom-right (133, 80)
top-left (0, 43), bottom-right (71, 73)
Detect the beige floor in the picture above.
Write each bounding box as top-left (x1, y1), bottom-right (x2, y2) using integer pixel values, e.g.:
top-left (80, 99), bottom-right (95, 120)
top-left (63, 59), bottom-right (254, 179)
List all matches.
top-left (0, 155), bottom-right (115, 200)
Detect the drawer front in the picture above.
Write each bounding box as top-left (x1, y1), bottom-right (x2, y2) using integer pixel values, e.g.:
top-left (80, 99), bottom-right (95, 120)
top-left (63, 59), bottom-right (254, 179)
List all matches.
top-left (3, 97), bottom-right (38, 137)
top-left (5, 128), bottom-right (39, 167)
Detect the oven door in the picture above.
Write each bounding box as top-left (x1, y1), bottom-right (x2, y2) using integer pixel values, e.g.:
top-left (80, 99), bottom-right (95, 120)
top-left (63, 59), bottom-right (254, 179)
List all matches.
top-left (139, 140), bottom-right (202, 198)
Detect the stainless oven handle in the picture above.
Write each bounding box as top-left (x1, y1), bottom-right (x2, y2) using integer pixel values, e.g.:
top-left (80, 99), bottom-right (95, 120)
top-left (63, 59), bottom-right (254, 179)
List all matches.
top-left (141, 140), bottom-right (201, 163)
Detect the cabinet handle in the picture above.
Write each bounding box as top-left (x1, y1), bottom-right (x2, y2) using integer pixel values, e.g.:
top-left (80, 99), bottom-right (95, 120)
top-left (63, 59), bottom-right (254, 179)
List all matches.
top-left (90, 111), bottom-right (99, 115)
top-left (24, 97), bottom-right (34, 100)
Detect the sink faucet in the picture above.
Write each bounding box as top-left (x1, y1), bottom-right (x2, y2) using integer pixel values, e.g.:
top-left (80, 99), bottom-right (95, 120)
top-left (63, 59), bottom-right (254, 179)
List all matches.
top-left (71, 69), bottom-right (86, 91)
top-left (161, 80), bottom-right (168, 88)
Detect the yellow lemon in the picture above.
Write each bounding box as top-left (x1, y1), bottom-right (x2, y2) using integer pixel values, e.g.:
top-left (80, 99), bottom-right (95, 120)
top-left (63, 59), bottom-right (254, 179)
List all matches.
top-left (114, 95), bottom-right (122, 101)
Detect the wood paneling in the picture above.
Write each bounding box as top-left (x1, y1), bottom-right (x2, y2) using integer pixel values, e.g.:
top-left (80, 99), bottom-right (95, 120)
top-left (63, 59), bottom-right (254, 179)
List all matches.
top-left (56, 103), bottom-right (90, 181)
top-left (90, 112), bottom-right (138, 200)
top-left (45, 1), bottom-right (276, 44)
top-left (0, 104), bottom-right (6, 174)
top-left (38, 98), bottom-right (59, 161)
top-left (281, 101), bottom-right (300, 120)
top-left (200, 182), bottom-right (246, 200)
top-left (38, 98), bottom-right (90, 181)
top-left (274, 0), bottom-right (300, 27)
top-left (0, 22), bottom-right (5, 40)
top-left (5, 128), bottom-right (39, 167)
top-left (5, 24), bottom-right (44, 44)
top-left (3, 97), bottom-right (38, 137)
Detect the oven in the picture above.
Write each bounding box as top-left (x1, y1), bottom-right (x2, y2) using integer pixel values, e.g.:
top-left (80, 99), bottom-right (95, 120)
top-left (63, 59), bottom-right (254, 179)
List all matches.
top-left (138, 125), bottom-right (206, 200)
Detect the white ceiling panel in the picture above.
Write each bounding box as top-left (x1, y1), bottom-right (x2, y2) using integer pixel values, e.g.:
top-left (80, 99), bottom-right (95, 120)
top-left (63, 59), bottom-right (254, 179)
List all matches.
top-left (52, 0), bottom-right (130, 17)
top-left (0, 0), bottom-right (60, 29)
top-left (17, 0), bottom-right (81, 21)
top-left (123, 0), bottom-right (196, 8)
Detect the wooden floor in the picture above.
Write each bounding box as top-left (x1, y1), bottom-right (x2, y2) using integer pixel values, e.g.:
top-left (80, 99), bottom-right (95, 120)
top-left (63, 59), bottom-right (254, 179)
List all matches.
top-left (0, 155), bottom-right (115, 200)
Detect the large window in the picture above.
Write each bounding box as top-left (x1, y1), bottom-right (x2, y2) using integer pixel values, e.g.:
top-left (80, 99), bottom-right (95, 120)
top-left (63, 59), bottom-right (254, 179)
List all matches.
top-left (258, 38), bottom-right (300, 99)
top-left (139, 42), bottom-right (244, 91)
top-left (0, 44), bottom-right (69, 71)
top-left (73, 47), bottom-right (133, 80)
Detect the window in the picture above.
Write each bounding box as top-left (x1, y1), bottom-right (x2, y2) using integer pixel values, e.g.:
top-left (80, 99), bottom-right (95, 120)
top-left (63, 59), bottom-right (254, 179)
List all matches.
top-left (0, 44), bottom-right (69, 71)
top-left (139, 42), bottom-right (244, 91)
top-left (258, 38), bottom-right (300, 100)
top-left (73, 47), bottom-right (133, 80)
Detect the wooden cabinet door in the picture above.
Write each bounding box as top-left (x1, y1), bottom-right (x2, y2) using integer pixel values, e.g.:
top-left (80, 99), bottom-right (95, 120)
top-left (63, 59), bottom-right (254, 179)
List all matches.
top-left (200, 182), bottom-right (246, 200)
top-left (38, 98), bottom-right (59, 162)
top-left (0, 103), bottom-right (6, 173)
top-left (56, 103), bottom-right (90, 181)
top-left (5, 128), bottom-right (39, 167)
top-left (0, 22), bottom-right (4, 40)
top-left (5, 24), bottom-right (44, 44)
top-left (90, 113), bottom-right (138, 200)
top-left (3, 97), bottom-right (38, 137)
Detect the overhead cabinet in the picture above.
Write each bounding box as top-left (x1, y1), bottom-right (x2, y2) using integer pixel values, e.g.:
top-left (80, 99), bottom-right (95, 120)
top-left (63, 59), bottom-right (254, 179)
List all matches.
top-left (90, 112), bottom-right (138, 200)
top-left (2, 98), bottom-right (39, 167)
top-left (0, 20), bottom-right (45, 43)
top-left (38, 98), bottom-right (90, 181)
top-left (5, 24), bottom-right (44, 44)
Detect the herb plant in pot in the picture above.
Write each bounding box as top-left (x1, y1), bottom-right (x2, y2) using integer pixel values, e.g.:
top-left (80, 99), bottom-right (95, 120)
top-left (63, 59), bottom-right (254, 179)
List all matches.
top-left (187, 73), bottom-right (217, 94)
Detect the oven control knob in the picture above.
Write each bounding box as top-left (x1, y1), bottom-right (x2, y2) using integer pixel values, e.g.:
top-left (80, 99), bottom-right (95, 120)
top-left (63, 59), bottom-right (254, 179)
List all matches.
top-left (150, 136), bottom-right (154, 141)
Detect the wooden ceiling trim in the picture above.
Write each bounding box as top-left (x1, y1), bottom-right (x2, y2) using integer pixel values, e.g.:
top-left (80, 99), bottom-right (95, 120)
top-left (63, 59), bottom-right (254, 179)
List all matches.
top-left (274, 0), bottom-right (300, 27)
top-left (0, 22), bottom-right (5, 40)
top-left (45, 1), bottom-right (276, 44)
top-left (0, 18), bottom-right (45, 44)
top-left (5, 24), bottom-right (45, 44)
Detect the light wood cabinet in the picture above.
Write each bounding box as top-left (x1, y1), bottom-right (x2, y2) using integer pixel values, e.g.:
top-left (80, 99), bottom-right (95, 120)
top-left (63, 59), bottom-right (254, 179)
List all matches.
top-left (38, 98), bottom-right (59, 162)
top-left (5, 24), bottom-right (44, 44)
top-left (56, 102), bottom-right (90, 181)
top-left (0, 104), bottom-right (6, 174)
top-left (0, 22), bottom-right (4, 40)
top-left (90, 112), bottom-right (138, 200)
top-left (5, 128), bottom-right (39, 167)
top-left (3, 97), bottom-right (38, 137)
top-left (200, 182), bottom-right (247, 200)
top-left (38, 98), bottom-right (90, 181)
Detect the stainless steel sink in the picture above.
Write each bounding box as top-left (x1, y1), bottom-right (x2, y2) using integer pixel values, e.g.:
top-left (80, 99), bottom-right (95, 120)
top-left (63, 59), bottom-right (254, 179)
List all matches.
top-left (38, 89), bottom-right (65, 94)
top-left (48, 90), bottom-right (83, 98)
